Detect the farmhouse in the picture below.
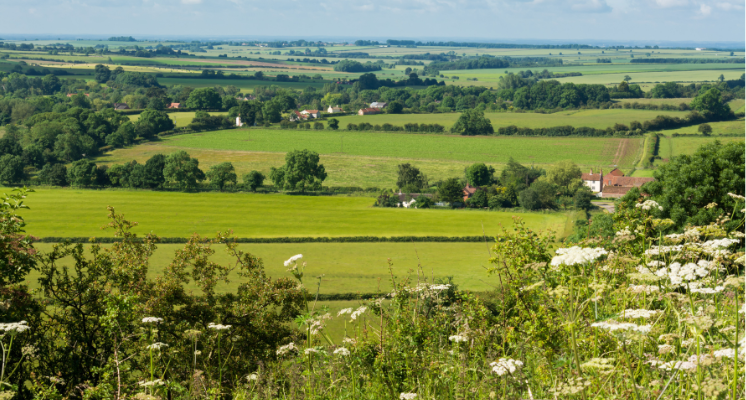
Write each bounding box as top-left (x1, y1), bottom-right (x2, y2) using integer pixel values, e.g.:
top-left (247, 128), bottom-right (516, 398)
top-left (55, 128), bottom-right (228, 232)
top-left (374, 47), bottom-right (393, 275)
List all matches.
top-left (326, 106), bottom-right (343, 113)
top-left (462, 183), bottom-right (480, 202)
top-left (168, 103), bottom-right (182, 109)
top-left (300, 110), bottom-right (321, 118)
top-left (370, 102), bottom-right (387, 109)
top-left (358, 108), bottom-right (381, 116)
top-left (113, 103), bottom-right (130, 110)
top-left (582, 168), bottom-right (654, 198)
top-left (290, 110), bottom-right (309, 122)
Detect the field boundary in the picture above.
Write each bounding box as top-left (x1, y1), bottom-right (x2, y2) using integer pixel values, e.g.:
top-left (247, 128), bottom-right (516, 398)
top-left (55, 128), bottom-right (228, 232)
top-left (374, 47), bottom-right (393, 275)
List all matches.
top-left (36, 236), bottom-right (494, 244)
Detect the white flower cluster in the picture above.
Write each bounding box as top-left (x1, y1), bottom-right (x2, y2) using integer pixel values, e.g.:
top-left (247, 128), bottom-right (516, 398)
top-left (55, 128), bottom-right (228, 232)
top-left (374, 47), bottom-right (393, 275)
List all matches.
top-left (622, 309), bottom-right (660, 319)
top-left (628, 284), bottom-right (659, 294)
top-left (0, 321), bottom-right (30, 333)
top-left (246, 373), bottom-right (258, 381)
top-left (146, 342), bottom-right (168, 350)
top-left (308, 313), bottom-right (332, 335)
top-left (615, 226), bottom-right (632, 236)
top-left (728, 192), bottom-right (746, 201)
top-left (350, 306), bottom-right (367, 321)
top-left (284, 254), bottom-right (303, 267)
top-left (141, 317), bottom-right (163, 324)
top-left (656, 361), bottom-right (697, 371)
top-left (590, 320), bottom-right (651, 334)
top-left (304, 347), bottom-right (320, 355)
top-left (342, 337), bottom-right (357, 345)
top-left (333, 347), bottom-right (350, 356)
top-left (636, 200), bottom-right (663, 211)
top-left (490, 358), bottom-right (524, 376)
top-left (644, 245), bottom-right (683, 256)
top-left (138, 379), bottom-right (165, 387)
top-left (448, 334), bottom-right (468, 343)
top-left (399, 393), bottom-right (417, 400)
top-left (208, 323), bottom-right (232, 331)
top-left (689, 286), bottom-right (724, 294)
top-left (551, 247), bottom-right (608, 267)
top-left (276, 342), bottom-right (298, 356)
top-left (700, 238), bottom-right (740, 254)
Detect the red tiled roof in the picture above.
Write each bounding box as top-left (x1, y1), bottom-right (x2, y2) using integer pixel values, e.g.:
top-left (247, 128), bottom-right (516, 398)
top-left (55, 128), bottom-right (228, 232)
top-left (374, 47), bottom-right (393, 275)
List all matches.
top-left (582, 173), bottom-right (602, 181)
top-left (608, 168), bottom-right (624, 177)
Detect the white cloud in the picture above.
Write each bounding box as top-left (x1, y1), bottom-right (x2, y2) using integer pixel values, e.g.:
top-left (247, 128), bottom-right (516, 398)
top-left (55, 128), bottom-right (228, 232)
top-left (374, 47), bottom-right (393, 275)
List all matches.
top-left (571, 0), bottom-right (613, 12)
top-left (654, 0), bottom-right (688, 7)
top-left (715, 1), bottom-right (743, 10)
top-left (181, 0), bottom-right (201, 4)
top-left (699, 3), bottom-right (711, 14)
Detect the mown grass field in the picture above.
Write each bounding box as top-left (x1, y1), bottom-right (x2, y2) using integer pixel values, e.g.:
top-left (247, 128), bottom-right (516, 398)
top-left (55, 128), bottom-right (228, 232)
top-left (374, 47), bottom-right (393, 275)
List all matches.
top-left (14, 188), bottom-right (571, 238)
top-left (658, 118), bottom-right (745, 135)
top-left (657, 136), bottom-right (745, 160)
top-left (155, 129), bottom-right (643, 168)
top-left (326, 109), bottom-right (689, 130)
top-left (27, 241), bottom-right (503, 294)
top-left (128, 111), bottom-right (228, 128)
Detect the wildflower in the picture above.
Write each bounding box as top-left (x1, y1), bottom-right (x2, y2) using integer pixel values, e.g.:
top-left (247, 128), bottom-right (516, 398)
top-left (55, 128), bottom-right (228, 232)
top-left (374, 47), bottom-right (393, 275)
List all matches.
top-left (246, 373), bottom-right (258, 381)
top-left (628, 284), bottom-right (659, 294)
top-left (333, 347), bottom-right (350, 356)
top-left (521, 280), bottom-right (544, 292)
top-left (399, 393), bottom-right (417, 400)
top-left (207, 323), bottom-right (231, 331)
top-left (350, 306), bottom-right (367, 321)
top-left (337, 308), bottom-right (353, 317)
top-left (141, 317), bottom-right (163, 324)
top-left (591, 320), bottom-right (651, 334)
top-left (615, 226), bottom-right (632, 236)
top-left (658, 344), bottom-right (674, 354)
top-left (636, 200), bottom-right (663, 211)
top-left (622, 309), bottom-right (660, 319)
top-left (689, 286), bottom-right (724, 294)
top-left (146, 342), bottom-right (169, 350)
top-left (551, 247), bottom-right (608, 267)
top-left (580, 358), bottom-right (615, 372)
top-left (284, 254), bottom-right (303, 267)
top-left (713, 349), bottom-right (738, 359)
top-left (138, 379), bottom-right (166, 387)
top-left (276, 342), bottom-right (297, 356)
top-left (194, 350), bottom-right (202, 356)
top-left (727, 193), bottom-right (745, 201)
top-left (0, 321), bottom-right (30, 334)
top-left (304, 347), bottom-right (322, 355)
top-left (429, 284), bottom-right (451, 291)
top-left (490, 358), bottom-right (523, 376)
top-left (551, 377), bottom-right (591, 395)
top-left (658, 361), bottom-right (696, 371)
top-left (449, 335), bottom-right (468, 343)
top-left (705, 202), bottom-right (718, 209)
top-left (342, 337), bottom-right (357, 345)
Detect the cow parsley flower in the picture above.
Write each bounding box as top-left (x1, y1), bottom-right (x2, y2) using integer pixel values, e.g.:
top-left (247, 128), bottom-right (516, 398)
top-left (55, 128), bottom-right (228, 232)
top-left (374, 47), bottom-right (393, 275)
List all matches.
top-left (350, 306), bottom-right (367, 321)
top-left (207, 323), bottom-right (231, 331)
top-left (276, 342), bottom-right (297, 356)
top-left (628, 284), bottom-right (659, 294)
top-left (399, 393), bottom-right (417, 400)
top-left (551, 247), bottom-right (608, 267)
top-left (141, 317), bottom-right (163, 324)
top-left (429, 284), bottom-right (451, 291)
top-left (284, 254), bottom-right (303, 267)
top-left (138, 379), bottom-right (165, 387)
top-left (727, 193), bottom-right (745, 201)
top-left (337, 308), bottom-right (353, 317)
top-left (658, 361), bottom-right (696, 371)
top-left (449, 335), bottom-right (468, 343)
top-left (636, 200), bottom-right (663, 211)
top-left (0, 321), bottom-right (30, 333)
top-left (146, 342), bottom-right (168, 350)
top-left (490, 358), bottom-right (524, 376)
top-left (342, 337), bottom-right (357, 345)
top-left (333, 347), bottom-right (350, 356)
top-left (615, 226), bottom-right (632, 236)
top-left (591, 320), bottom-right (651, 334)
top-left (622, 309), bottom-right (660, 319)
top-left (246, 373), bottom-right (258, 381)
top-left (304, 347), bottom-right (319, 355)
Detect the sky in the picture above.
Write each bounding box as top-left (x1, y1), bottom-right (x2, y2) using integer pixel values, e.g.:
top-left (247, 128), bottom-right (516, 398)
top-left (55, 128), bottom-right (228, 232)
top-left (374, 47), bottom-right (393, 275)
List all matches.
top-left (1, 0), bottom-right (744, 44)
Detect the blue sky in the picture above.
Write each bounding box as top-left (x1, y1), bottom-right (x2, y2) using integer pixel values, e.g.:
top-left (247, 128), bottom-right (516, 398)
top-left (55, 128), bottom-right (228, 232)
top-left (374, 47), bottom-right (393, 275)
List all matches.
top-left (2, 0), bottom-right (744, 44)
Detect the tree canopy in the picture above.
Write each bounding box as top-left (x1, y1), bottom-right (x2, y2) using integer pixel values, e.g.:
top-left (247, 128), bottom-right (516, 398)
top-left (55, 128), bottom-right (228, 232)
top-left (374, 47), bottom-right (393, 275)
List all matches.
top-left (450, 109), bottom-right (494, 136)
top-left (270, 150), bottom-right (327, 192)
top-left (163, 151), bottom-right (205, 190)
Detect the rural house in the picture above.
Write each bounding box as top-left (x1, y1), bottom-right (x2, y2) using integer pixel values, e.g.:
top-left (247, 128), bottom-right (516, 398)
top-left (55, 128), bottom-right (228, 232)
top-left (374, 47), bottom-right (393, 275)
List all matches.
top-left (300, 110), bottom-right (321, 118)
top-left (326, 106), bottom-right (343, 113)
top-left (113, 103), bottom-right (130, 110)
top-left (168, 103), bottom-right (181, 109)
top-left (290, 110), bottom-right (309, 121)
top-left (462, 183), bottom-right (480, 202)
top-left (358, 108), bottom-right (381, 116)
top-left (581, 169), bottom-right (603, 192)
top-left (370, 102), bottom-right (387, 109)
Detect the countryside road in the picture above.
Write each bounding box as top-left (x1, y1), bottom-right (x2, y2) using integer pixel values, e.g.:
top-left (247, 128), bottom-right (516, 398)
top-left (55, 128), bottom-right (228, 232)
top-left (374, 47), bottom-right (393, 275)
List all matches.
top-left (596, 201), bottom-right (616, 213)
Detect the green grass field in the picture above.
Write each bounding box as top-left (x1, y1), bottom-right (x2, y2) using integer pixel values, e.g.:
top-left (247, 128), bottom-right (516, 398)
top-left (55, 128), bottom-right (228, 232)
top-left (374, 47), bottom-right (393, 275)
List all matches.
top-left (328, 109), bottom-right (689, 130)
top-left (14, 188), bottom-right (570, 238)
top-left (28, 241), bottom-right (502, 294)
top-left (657, 136), bottom-right (745, 161)
top-left (658, 118), bottom-right (745, 135)
top-left (128, 111), bottom-right (227, 128)
top-left (155, 129), bottom-right (643, 168)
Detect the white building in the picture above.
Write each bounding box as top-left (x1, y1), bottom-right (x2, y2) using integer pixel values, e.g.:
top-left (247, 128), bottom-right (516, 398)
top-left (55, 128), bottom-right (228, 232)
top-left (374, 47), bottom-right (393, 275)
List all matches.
top-left (581, 169), bottom-right (603, 193)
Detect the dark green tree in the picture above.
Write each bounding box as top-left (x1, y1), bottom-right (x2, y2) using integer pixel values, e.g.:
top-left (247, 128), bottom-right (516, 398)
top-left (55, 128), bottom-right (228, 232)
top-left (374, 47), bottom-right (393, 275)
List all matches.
top-left (269, 150), bottom-right (327, 192)
top-left (38, 163), bottom-right (68, 186)
top-left (386, 101), bottom-right (404, 114)
top-left (94, 64), bottom-right (111, 83)
top-left (690, 88), bottom-right (732, 120)
top-left (573, 186), bottom-right (594, 211)
top-left (143, 154), bottom-right (166, 188)
top-left (450, 109), bottom-right (494, 136)
top-left (243, 171), bottom-right (265, 191)
top-left (467, 189), bottom-right (489, 208)
top-left (206, 162), bottom-right (237, 191)
top-left (518, 181), bottom-right (557, 210)
top-left (163, 151), bottom-right (205, 190)
top-left (186, 87), bottom-right (222, 109)
top-left (136, 109), bottom-right (174, 139)
top-left (0, 155), bottom-right (25, 184)
top-left (415, 195), bottom-right (433, 208)
top-left (620, 141), bottom-right (744, 230)
top-left (396, 163), bottom-right (428, 192)
top-left (438, 178), bottom-right (464, 207)
top-left (465, 163), bottom-right (495, 187)
top-left (698, 123), bottom-right (712, 136)
top-left (327, 118), bottom-right (339, 130)
top-left (67, 159), bottom-right (99, 186)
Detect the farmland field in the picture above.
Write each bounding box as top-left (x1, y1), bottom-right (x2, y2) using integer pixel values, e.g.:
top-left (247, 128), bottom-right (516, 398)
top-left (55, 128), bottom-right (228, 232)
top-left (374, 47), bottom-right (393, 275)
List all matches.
top-left (14, 188), bottom-right (571, 238)
top-left (326, 109), bottom-right (690, 130)
top-left (128, 111), bottom-right (228, 127)
top-left (153, 129), bottom-right (644, 168)
top-left (657, 136), bottom-right (745, 160)
top-left (657, 118), bottom-right (745, 135)
top-left (27, 241), bottom-right (503, 294)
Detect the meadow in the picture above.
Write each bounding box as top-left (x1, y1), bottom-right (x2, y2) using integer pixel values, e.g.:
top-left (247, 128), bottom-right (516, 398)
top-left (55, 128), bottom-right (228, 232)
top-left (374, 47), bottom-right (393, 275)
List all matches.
top-left (153, 128), bottom-right (644, 168)
top-left (657, 136), bottom-right (745, 160)
top-left (128, 111), bottom-right (228, 127)
top-left (14, 188), bottom-right (571, 238)
top-left (658, 117), bottom-right (745, 135)
top-left (326, 108), bottom-right (690, 130)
